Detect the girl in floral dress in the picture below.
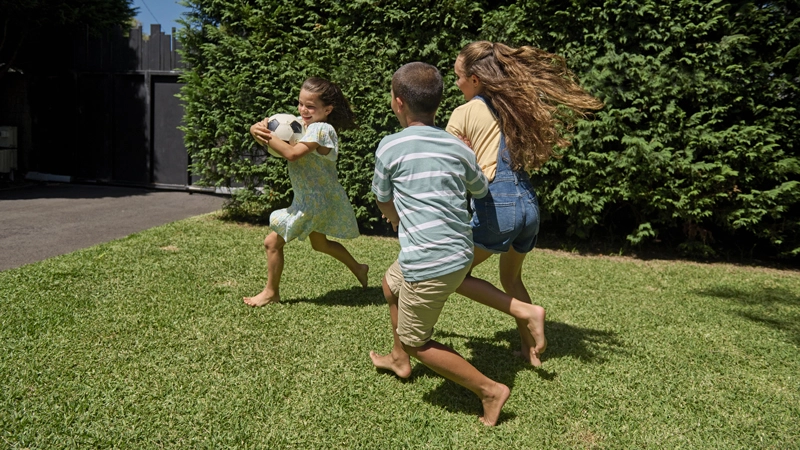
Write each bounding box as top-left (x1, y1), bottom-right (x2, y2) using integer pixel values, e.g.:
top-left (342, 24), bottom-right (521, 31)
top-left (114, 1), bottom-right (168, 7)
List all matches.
top-left (244, 77), bottom-right (368, 307)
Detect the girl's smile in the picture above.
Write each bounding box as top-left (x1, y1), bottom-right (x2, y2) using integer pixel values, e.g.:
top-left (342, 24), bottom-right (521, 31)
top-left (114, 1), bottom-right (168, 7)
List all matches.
top-left (298, 89), bottom-right (333, 125)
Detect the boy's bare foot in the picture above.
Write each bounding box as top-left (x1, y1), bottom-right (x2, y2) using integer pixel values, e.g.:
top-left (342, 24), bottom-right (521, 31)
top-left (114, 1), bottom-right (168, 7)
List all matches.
top-left (243, 290), bottom-right (280, 307)
top-left (369, 350), bottom-right (412, 378)
top-left (355, 264), bottom-right (369, 288)
top-left (479, 382), bottom-right (511, 426)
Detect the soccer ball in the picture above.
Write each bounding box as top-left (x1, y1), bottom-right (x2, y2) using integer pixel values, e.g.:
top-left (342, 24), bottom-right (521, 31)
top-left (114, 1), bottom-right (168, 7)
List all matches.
top-left (265, 113), bottom-right (304, 157)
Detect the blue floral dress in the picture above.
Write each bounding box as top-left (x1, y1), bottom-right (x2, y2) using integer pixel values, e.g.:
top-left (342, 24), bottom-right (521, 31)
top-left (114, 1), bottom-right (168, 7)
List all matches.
top-left (269, 121), bottom-right (360, 241)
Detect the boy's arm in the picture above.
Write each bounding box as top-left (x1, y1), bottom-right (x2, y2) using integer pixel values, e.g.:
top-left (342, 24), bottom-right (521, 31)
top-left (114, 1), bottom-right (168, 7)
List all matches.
top-left (466, 162), bottom-right (489, 199)
top-left (372, 143), bottom-right (399, 231)
top-left (376, 199), bottom-right (400, 232)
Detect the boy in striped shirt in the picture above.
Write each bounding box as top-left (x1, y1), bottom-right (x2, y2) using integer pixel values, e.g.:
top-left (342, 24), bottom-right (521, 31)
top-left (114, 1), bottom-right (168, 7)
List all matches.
top-left (369, 62), bottom-right (510, 426)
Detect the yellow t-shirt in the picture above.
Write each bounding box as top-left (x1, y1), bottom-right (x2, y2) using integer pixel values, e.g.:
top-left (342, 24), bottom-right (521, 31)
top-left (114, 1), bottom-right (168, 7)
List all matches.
top-left (446, 98), bottom-right (501, 182)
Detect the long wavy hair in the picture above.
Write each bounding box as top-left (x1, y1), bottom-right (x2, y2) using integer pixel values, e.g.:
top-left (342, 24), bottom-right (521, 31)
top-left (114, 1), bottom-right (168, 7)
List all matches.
top-left (301, 77), bottom-right (357, 131)
top-left (457, 41), bottom-right (603, 171)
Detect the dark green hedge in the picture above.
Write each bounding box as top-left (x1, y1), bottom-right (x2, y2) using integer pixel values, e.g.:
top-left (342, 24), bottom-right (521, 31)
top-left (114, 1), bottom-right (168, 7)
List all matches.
top-left (178, 0), bottom-right (800, 258)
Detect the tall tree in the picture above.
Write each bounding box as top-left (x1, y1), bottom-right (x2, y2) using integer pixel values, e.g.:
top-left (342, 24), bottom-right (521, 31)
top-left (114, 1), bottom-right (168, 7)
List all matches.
top-left (0, 0), bottom-right (136, 82)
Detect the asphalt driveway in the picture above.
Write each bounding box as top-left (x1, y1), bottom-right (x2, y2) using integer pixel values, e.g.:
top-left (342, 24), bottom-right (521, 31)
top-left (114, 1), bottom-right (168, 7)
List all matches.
top-left (0, 183), bottom-right (226, 271)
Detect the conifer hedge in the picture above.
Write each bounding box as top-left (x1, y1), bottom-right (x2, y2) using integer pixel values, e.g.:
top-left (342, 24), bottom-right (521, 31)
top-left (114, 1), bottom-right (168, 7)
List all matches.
top-left (178, 0), bottom-right (799, 258)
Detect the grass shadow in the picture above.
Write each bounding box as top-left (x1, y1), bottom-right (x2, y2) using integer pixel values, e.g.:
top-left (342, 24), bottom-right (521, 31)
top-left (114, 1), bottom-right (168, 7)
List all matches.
top-left (542, 321), bottom-right (626, 364)
top-left (694, 285), bottom-right (800, 307)
top-left (284, 286), bottom-right (385, 307)
top-left (694, 285), bottom-right (800, 346)
top-left (415, 321), bottom-right (623, 424)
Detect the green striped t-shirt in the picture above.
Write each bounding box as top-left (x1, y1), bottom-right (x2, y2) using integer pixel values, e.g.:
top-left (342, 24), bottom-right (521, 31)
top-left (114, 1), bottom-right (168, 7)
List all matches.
top-left (372, 126), bottom-right (488, 282)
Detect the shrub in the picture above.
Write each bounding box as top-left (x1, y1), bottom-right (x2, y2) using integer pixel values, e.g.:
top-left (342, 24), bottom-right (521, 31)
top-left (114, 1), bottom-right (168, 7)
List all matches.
top-left (178, 0), bottom-right (488, 232)
top-left (482, 0), bottom-right (800, 257)
top-left (179, 0), bottom-right (800, 257)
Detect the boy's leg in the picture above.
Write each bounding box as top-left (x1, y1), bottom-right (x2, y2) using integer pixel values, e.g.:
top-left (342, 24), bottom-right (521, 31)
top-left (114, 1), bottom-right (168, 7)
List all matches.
top-left (244, 231), bottom-right (285, 306)
top-left (403, 340), bottom-right (510, 426)
top-left (308, 232), bottom-right (369, 288)
top-left (370, 263), bottom-right (412, 378)
top-left (396, 265), bottom-right (510, 426)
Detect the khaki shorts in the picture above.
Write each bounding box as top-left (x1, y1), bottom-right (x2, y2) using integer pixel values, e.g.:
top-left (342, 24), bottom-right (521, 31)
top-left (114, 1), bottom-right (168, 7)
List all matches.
top-left (384, 260), bottom-right (471, 348)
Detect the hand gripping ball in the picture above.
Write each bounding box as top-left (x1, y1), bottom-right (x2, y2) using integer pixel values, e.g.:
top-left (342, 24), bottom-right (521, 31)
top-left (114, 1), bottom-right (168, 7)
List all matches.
top-left (266, 113), bottom-right (304, 157)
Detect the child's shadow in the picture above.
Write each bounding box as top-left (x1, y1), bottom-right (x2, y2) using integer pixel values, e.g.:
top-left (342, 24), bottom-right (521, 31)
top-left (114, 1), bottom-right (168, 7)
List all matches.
top-left (417, 321), bottom-right (624, 423)
top-left (284, 286), bottom-right (385, 307)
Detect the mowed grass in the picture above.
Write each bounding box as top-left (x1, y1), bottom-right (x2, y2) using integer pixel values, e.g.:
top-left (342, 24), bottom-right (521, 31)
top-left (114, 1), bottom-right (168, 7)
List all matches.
top-left (1, 214), bottom-right (798, 449)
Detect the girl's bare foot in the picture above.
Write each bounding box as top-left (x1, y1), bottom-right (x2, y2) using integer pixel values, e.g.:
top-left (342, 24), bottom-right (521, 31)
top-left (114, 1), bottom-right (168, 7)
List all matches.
top-left (243, 289), bottom-right (280, 307)
top-left (527, 305), bottom-right (547, 366)
top-left (355, 264), bottom-right (369, 288)
top-left (479, 382), bottom-right (511, 426)
top-left (515, 304), bottom-right (547, 367)
top-left (369, 350), bottom-right (412, 378)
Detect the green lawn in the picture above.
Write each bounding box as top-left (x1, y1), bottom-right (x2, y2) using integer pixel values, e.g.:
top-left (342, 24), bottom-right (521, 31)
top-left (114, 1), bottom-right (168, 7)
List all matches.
top-left (2, 214), bottom-right (798, 448)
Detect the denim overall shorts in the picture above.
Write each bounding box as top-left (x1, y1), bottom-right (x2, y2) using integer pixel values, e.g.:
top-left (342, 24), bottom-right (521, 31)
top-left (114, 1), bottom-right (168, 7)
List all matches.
top-left (470, 96), bottom-right (540, 253)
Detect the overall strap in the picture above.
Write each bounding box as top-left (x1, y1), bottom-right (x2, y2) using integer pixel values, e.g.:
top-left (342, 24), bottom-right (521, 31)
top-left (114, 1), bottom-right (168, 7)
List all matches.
top-left (473, 95), bottom-right (512, 174)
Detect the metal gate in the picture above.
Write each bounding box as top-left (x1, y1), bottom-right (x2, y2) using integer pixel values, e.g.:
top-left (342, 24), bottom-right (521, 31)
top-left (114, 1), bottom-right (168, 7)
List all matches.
top-left (7, 25), bottom-right (197, 189)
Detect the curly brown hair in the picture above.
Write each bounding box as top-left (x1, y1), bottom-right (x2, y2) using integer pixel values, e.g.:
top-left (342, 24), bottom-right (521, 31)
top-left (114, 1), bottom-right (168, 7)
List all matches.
top-left (457, 41), bottom-right (603, 171)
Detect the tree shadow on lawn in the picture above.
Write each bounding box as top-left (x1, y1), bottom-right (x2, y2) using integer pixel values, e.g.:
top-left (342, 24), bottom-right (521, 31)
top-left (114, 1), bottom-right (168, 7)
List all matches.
top-left (693, 285), bottom-right (800, 346)
top-left (411, 321), bottom-right (624, 424)
top-left (283, 286), bottom-right (385, 307)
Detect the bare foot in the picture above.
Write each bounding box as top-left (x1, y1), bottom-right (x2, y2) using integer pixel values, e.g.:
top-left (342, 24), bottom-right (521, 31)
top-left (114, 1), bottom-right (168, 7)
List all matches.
top-left (355, 264), bottom-right (369, 288)
top-left (527, 305), bottom-right (547, 366)
top-left (243, 289), bottom-right (280, 307)
top-left (369, 350), bottom-right (412, 379)
top-left (479, 382), bottom-right (511, 426)
top-left (515, 304), bottom-right (547, 367)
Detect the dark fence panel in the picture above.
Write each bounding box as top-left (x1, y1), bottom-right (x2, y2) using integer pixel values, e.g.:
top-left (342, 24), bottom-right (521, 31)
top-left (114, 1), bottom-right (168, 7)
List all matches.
top-left (72, 25), bottom-right (186, 73)
top-left (27, 73), bottom-right (79, 176)
top-left (152, 76), bottom-right (188, 186)
top-left (75, 74), bottom-right (113, 180)
top-left (112, 74), bottom-right (149, 184)
top-left (16, 24), bottom-right (193, 188)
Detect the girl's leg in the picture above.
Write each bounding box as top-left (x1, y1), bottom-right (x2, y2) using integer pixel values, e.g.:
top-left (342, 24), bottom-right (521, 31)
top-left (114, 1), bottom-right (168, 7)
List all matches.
top-left (308, 232), bottom-right (369, 288)
top-left (456, 247), bottom-right (546, 366)
top-left (243, 231), bottom-right (285, 306)
top-left (468, 246), bottom-right (495, 270)
top-left (499, 248), bottom-right (546, 364)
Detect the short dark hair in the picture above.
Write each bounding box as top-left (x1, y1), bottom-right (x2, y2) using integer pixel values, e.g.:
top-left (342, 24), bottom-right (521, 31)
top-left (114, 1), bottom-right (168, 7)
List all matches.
top-left (391, 62), bottom-right (443, 116)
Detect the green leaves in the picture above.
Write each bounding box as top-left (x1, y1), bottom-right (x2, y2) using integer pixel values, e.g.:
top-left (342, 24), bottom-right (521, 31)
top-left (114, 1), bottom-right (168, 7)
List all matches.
top-left (179, 0), bottom-right (800, 257)
top-left (481, 0), bottom-right (800, 257)
top-left (179, 0), bottom-right (485, 229)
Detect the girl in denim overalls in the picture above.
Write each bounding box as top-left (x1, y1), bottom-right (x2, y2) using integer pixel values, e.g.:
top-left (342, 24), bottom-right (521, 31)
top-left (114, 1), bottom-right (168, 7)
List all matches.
top-left (446, 41), bottom-right (603, 366)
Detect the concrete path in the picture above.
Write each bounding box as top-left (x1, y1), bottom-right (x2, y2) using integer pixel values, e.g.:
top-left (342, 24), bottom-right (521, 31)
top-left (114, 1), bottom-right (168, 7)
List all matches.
top-left (0, 183), bottom-right (226, 271)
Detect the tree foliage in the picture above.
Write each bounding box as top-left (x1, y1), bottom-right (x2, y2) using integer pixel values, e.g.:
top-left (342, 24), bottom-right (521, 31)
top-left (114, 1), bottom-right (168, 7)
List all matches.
top-left (0, 0), bottom-right (137, 81)
top-left (178, 0), bottom-right (488, 228)
top-left (179, 0), bottom-right (800, 258)
top-left (482, 0), bottom-right (800, 257)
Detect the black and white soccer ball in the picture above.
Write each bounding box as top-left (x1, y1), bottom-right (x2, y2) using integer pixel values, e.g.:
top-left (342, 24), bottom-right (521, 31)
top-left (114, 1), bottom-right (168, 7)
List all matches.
top-left (266, 113), bottom-right (304, 157)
